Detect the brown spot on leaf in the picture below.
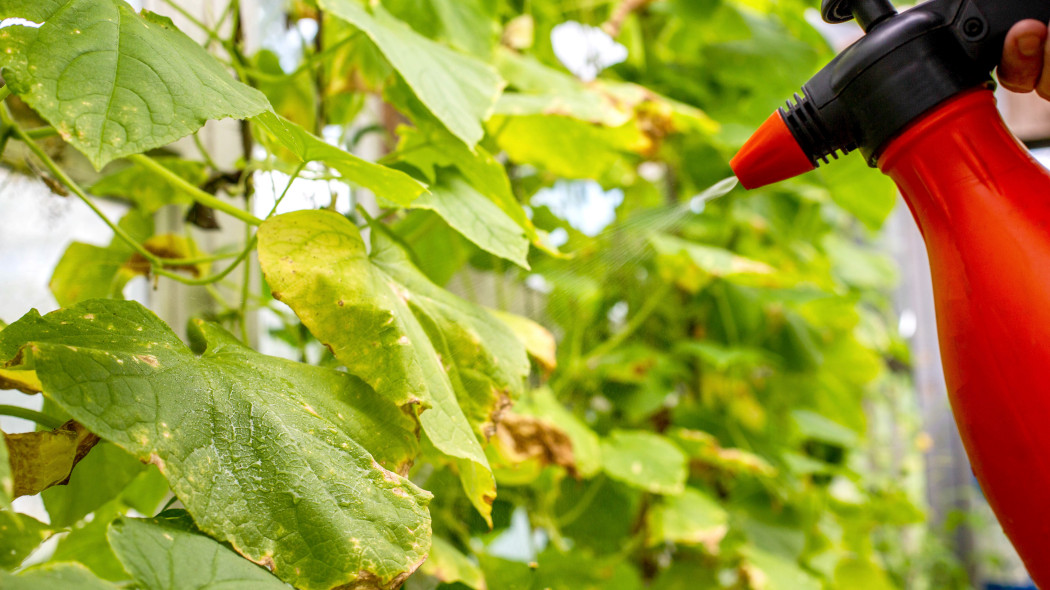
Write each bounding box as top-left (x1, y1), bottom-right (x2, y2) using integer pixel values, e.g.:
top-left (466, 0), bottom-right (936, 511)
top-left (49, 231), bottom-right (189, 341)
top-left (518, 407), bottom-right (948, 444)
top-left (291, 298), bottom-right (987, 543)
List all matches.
top-left (147, 453), bottom-right (166, 472)
top-left (494, 412), bottom-right (578, 476)
top-left (136, 354), bottom-right (160, 368)
top-left (337, 299), bottom-right (345, 307)
top-left (248, 554), bottom-right (276, 573)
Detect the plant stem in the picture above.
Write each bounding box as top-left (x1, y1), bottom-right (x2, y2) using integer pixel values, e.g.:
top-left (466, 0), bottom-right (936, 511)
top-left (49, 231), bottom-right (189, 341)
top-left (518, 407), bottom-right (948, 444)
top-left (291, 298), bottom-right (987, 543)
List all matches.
top-left (0, 101), bottom-right (164, 267)
top-left (0, 405), bottom-right (65, 430)
top-left (0, 86), bottom-right (10, 102)
top-left (583, 281), bottom-right (673, 362)
top-left (23, 127), bottom-right (58, 140)
top-left (129, 154), bottom-right (262, 226)
top-left (556, 475), bottom-right (605, 527)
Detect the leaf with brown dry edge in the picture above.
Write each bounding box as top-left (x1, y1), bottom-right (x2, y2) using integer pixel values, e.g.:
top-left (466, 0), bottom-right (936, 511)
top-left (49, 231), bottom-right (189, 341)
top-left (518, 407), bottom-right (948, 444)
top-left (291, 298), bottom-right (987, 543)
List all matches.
top-left (258, 210), bottom-right (529, 525)
top-left (0, 300), bottom-right (431, 590)
top-left (4, 420), bottom-right (100, 498)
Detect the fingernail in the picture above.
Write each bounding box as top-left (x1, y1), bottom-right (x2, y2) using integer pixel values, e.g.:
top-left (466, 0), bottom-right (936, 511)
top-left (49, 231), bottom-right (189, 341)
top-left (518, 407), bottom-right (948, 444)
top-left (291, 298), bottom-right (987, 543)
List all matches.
top-left (1019, 34), bottom-right (1043, 57)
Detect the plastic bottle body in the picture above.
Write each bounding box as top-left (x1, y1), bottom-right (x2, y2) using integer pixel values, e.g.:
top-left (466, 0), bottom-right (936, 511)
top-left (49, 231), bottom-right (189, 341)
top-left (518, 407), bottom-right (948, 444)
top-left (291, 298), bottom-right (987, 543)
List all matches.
top-left (879, 89), bottom-right (1050, 585)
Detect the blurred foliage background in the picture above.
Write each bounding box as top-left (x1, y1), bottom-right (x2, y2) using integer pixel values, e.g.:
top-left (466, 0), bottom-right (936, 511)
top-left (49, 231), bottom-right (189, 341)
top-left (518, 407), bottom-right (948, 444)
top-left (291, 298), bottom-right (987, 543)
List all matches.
top-left (0, 0), bottom-right (984, 587)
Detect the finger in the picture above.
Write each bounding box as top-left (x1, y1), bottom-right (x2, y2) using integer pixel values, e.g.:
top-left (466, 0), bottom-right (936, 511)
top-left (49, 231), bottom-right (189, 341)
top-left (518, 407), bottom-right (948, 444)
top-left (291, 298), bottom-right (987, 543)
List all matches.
top-left (1000, 20), bottom-right (1048, 93)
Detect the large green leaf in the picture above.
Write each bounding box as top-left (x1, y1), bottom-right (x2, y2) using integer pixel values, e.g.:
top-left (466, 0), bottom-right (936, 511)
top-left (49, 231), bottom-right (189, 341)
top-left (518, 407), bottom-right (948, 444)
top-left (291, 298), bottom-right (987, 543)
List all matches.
top-left (0, 511), bottom-right (50, 569)
top-left (258, 210), bottom-right (529, 524)
top-left (0, 562), bottom-right (118, 590)
top-left (0, 0), bottom-right (270, 168)
top-left (411, 174), bottom-right (529, 269)
top-left (319, 0), bottom-right (503, 147)
top-left (0, 300), bottom-right (431, 590)
top-left (600, 430), bottom-right (687, 495)
top-left (108, 516), bottom-right (289, 589)
top-left (254, 111), bottom-right (426, 206)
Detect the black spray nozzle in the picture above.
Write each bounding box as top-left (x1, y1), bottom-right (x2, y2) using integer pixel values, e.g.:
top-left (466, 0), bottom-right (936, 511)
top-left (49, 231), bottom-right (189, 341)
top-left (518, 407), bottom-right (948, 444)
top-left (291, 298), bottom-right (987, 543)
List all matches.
top-left (783, 0), bottom-right (1050, 169)
top-left (822, 0), bottom-right (898, 31)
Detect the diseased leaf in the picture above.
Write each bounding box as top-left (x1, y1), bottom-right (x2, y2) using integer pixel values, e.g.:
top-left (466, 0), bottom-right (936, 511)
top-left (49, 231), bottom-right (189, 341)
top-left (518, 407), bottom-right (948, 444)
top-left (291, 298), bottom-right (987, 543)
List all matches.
top-left (90, 157), bottom-right (207, 212)
top-left (489, 411), bottom-right (576, 484)
top-left (411, 174), bottom-right (529, 269)
top-left (108, 516), bottom-right (289, 589)
top-left (600, 430), bottom-right (686, 495)
top-left (0, 300), bottom-right (430, 590)
top-left (646, 487), bottom-right (728, 553)
top-left (49, 209), bottom-right (154, 307)
top-left (513, 388), bottom-right (601, 478)
top-left (0, 562), bottom-right (119, 590)
top-left (42, 442), bottom-right (146, 528)
top-left (4, 420), bottom-right (100, 498)
top-left (0, 1), bottom-right (270, 168)
top-left (254, 111), bottom-right (426, 205)
top-left (258, 210), bottom-right (529, 524)
top-left (320, 0), bottom-right (504, 147)
top-left (0, 368), bottom-right (42, 395)
top-left (419, 536), bottom-right (487, 590)
top-left (0, 511), bottom-right (50, 569)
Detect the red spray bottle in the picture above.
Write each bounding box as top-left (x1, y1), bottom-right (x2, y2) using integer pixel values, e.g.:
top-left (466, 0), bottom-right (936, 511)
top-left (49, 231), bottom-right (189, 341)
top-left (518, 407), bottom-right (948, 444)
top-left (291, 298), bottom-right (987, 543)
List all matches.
top-left (731, 0), bottom-right (1050, 583)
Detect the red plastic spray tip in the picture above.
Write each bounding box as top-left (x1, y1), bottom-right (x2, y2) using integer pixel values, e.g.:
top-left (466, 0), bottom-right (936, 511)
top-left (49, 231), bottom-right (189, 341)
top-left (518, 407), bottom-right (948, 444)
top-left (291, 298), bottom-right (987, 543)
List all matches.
top-left (731, 110), bottom-right (815, 190)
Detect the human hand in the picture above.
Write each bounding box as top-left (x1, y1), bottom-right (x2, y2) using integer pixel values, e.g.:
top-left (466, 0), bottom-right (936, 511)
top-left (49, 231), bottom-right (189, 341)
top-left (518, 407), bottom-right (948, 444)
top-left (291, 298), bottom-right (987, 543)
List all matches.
top-left (1000, 20), bottom-right (1050, 97)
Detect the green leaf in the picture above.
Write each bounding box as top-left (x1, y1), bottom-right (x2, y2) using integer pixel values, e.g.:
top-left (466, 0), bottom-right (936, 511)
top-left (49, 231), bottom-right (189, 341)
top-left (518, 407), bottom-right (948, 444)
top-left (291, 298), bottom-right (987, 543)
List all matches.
top-left (0, 562), bottom-right (119, 590)
top-left (0, 511), bottom-right (50, 570)
top-left (646, 487), bottom-right (728, 552)
top-left (419, 536), bottom-right (486, 590)
top-left (51, 502), bottom-right (131, 581)
top-left (817, 155), bottom-right (897, 231)
top-left (258, 210), bottom-right (529, 524)
top-left (791, 410), bottom-right (859, 447)
top-left (89, 157), bottom-right (207, 212)
top-left (412, 173), bottom-right (529, 269)
top-left (600, 431), bottom-right (686, 495)
top-left (833, 557), bottom-right (897, 590)
top-left (3, 420), bottom-right (99, 498)
top-left (488, 114), bottom-right (640, 181)
top-left (0, 300), bottom-right (431, 590)
top-left (0, 1), bottom-right (270, 168)
top-left (108, 516), bottom-right (289, 589)
top-left (254, 111), bottom-right (426, 205)
top-left (393, 125), bottom-right (532, 239)
top-left (42, 443), bottom-right (146, 528)
top-left (743, 547), bottom-right (822, 590)
top-left (319, 0), bottom-right (504, 147)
